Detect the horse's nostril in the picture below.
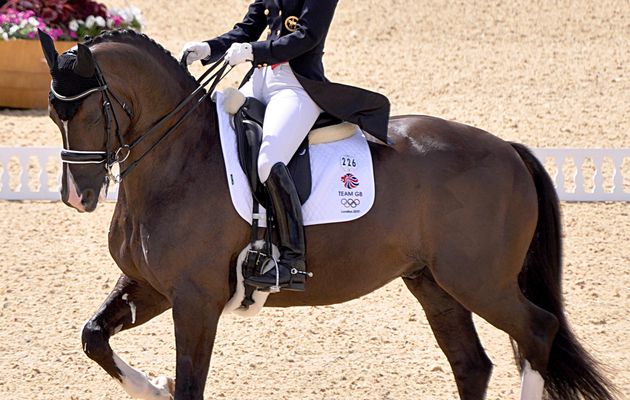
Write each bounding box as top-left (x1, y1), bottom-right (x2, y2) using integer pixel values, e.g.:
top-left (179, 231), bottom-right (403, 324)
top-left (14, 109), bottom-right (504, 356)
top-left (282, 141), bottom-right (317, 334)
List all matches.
top-left (81, 189), bottom-right (96, 206)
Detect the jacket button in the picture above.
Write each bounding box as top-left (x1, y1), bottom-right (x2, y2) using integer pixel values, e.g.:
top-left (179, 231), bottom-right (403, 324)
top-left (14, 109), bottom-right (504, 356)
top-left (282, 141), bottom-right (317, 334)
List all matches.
top-left (279, 10), bottom-right (282, 16)
top-left (277, 30), bottom-right (281, 36)
top-left (264, 9), bottom-right (269, 15)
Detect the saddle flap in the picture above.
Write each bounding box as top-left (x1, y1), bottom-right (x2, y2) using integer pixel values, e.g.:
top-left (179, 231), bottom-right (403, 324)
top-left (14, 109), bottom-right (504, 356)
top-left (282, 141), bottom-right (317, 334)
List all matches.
top-left (234, 99), bottom-right (268, 207)
top-left (287, 139), bottom-right (310, 205)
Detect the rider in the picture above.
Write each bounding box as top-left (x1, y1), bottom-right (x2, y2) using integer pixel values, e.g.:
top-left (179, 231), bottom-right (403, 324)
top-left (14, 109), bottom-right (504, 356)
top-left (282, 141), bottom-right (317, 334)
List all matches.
top-left (182, 0), bottom-right (390, 291)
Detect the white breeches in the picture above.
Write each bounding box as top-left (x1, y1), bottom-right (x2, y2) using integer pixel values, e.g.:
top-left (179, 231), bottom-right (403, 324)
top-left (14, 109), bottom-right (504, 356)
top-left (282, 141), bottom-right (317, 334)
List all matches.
top-left (239, 63), bottom-right (322, 183)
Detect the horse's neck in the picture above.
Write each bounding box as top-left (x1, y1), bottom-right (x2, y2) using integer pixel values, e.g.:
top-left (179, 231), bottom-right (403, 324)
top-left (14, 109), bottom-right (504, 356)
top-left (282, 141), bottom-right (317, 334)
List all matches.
top-left (119, 100), bottom-right (222, 209)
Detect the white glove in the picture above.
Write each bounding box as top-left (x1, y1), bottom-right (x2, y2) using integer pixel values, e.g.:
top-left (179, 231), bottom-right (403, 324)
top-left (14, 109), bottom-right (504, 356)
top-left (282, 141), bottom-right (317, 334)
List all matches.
top-left (225, 42), bottom-right (253, 66)
top-left (180, 42), bottom-right (211, 65)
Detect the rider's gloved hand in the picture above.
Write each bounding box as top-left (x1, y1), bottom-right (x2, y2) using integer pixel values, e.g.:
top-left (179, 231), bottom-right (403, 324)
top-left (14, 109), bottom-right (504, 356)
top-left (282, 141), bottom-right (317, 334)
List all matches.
top-left (225, 43), bottom-right (253, 66)
top-left (180, 42), bottom-right (211, 65)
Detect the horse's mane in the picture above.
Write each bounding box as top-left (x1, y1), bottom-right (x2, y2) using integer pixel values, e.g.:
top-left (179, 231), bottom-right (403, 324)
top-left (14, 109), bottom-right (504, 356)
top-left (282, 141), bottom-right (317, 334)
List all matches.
top-left (82, 29), bottom-right (198, 87)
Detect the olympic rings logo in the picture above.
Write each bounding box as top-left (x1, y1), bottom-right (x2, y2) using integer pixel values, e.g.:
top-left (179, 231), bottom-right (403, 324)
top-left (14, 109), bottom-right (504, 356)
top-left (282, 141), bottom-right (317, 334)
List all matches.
top-left (341, 198), bottom-right (361, 208)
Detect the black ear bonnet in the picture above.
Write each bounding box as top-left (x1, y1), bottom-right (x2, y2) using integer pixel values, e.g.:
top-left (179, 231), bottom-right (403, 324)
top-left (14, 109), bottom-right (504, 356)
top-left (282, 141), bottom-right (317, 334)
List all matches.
top-left (39, 29), bottom-right (101, 121)
top-left (49, 50), bottom-right (102, 121)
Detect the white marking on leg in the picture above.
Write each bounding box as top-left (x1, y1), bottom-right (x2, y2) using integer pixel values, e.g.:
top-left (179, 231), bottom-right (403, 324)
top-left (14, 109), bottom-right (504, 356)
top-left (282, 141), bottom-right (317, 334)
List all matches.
top-left (122, 293), bottom-right (137, 325)
top-left (112, 352), bottom-right (173, 400)
top-left (520, 360), bottom-right (545, 400)
top-left (129, 301), bottom-right (137, 324)
top-left (81, 320), bottom-right (89, 354)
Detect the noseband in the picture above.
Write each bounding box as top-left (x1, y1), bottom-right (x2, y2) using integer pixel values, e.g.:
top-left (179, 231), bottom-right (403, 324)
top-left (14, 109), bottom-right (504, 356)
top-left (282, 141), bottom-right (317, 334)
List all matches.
top-left (54, 64), bottom-right (132, 170)
top-left (52, 52), bottom-right (231, 182)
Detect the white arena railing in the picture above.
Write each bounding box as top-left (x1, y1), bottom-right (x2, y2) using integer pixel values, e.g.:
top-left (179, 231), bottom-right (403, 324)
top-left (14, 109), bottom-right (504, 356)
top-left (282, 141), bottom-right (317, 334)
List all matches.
top-left (1, 147), bottom-right (629, 202)
top-left (0, 147), bottom-right (118, 201)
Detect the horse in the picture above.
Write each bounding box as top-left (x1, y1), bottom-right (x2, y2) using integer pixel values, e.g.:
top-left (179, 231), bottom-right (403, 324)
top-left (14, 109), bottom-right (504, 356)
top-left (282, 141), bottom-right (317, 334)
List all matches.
top-left (37, 30), bottom-right (616, 400)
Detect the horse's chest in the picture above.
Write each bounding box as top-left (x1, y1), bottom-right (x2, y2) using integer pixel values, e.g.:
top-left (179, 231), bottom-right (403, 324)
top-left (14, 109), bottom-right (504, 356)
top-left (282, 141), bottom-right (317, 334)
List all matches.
top-left (109, 218), bottom-right (159, 282)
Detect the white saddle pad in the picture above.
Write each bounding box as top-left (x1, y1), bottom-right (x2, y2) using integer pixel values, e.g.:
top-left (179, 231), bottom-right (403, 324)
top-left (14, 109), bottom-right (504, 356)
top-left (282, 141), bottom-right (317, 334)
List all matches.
top-left (215, 91), bottom-right (375, 226)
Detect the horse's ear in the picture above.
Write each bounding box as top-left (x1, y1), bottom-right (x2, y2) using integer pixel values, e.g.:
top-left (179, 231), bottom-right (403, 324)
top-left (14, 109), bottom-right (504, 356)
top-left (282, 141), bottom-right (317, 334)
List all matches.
top-left (38, 29), bottom-right (58, 71)
top-left (74, 43), bottom-right (96, 78)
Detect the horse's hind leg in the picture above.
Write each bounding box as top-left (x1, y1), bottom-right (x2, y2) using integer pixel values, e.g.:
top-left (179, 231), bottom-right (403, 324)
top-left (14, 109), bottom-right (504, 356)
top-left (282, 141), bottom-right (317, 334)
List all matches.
top-left (82, 274), bottom-right (172, 399)
top-left (430, 256), bottom-right (558, 400)
top-left (403, 270), bottom-right (492, 400)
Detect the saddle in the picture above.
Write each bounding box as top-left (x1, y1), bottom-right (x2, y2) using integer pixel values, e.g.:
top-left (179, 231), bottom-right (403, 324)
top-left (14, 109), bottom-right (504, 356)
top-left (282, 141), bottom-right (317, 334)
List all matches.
top-left (224, 88), bottom-right (357, 301)
top-left (226, 87), bottom-right (356, 208)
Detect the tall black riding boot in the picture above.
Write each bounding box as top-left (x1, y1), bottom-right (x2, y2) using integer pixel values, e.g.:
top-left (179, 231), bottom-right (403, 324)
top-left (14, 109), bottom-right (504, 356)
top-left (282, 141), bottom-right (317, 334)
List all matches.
top-left (244, 162), bottom-right (308, 292)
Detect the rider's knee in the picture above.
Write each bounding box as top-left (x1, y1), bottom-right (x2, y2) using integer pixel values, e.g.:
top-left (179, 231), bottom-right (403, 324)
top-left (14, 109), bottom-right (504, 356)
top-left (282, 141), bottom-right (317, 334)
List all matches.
top-left (257, 156), bottom-right (274, 183)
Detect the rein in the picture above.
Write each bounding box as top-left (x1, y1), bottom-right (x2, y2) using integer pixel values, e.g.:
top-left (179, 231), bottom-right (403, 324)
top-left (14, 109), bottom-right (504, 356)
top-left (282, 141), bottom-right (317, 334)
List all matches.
top-left (54, 54), bottom-right (232, 183)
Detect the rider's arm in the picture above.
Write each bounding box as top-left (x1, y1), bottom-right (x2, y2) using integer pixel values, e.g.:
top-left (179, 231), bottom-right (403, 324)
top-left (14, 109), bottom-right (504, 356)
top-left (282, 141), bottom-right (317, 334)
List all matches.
top-left (204, 0), bottom-right (267, 63)
top-left (251, 0), bottom-right (338, 65)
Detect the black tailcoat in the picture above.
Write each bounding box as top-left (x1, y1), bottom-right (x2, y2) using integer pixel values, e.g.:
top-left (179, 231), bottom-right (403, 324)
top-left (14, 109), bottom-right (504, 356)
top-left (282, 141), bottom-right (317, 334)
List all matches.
top-left (204, 0), bottom-right (390, 142)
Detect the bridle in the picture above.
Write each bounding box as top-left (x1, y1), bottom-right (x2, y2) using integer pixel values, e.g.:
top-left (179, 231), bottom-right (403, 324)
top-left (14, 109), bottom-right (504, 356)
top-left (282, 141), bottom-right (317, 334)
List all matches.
top-left (52, 52), bottom-right (232, 183)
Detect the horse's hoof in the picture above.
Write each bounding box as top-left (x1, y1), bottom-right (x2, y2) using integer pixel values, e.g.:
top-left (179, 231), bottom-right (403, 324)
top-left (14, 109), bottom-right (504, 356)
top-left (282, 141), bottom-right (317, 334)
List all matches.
top-left (151, 376), bottom-right (175, 399)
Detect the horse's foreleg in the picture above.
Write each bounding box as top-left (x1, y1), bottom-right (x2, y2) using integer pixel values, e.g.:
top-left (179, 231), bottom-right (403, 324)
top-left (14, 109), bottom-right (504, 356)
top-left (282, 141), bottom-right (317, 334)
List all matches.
top-left (82, 274), bottom-right (172, 399)
top-left (172, 282), bottom-right (223, 400)
top-left (402, 271), bottom-right (492, 400)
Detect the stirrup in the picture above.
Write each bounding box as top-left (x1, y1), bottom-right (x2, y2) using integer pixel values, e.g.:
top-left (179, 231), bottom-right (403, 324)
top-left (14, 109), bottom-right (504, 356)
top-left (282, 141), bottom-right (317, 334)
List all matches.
top-left (245, 258), bottom-right (313, 293)
top-left (265, 258), bottom-right (313, 293)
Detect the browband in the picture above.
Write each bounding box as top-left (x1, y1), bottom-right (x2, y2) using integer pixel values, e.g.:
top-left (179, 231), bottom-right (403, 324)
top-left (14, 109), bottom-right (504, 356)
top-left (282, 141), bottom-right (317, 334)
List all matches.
top-left (50, 81), bottom-right (108, 102)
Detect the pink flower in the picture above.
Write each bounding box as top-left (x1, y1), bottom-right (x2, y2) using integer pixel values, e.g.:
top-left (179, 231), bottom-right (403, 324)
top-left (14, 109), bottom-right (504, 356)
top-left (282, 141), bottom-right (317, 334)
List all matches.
top-left (0, 2), bottom-right (142, 40)
top-left (46, 27), bottom-right (64, 40)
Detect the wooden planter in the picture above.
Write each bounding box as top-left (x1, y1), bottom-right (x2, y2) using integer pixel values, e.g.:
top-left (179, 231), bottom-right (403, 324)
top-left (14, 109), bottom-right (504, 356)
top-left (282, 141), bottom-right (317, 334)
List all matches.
top-left (0, 39), bottom-right (77, 109)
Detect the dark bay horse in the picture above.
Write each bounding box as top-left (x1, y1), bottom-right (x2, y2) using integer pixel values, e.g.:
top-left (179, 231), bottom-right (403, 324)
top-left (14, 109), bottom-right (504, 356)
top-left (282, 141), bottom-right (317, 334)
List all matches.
top-left (38, 30), bottom-right (615, 400)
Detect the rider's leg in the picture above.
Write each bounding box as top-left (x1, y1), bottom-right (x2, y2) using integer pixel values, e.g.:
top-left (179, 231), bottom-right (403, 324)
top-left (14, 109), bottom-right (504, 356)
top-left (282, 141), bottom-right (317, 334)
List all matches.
top-left (244, 65), bottom-right (321, 291)
top-left (257, 63), bottom-right (322, 182)
top-left (257, 89), bottom-right (322, 181)
top-left (246, 162), bottom-right (308, 291)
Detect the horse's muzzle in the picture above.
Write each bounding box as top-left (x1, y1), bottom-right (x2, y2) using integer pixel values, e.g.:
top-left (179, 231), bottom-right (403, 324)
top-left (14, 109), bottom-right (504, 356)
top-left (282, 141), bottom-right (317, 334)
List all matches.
top-left (61, 167), bottom-right (106, 213)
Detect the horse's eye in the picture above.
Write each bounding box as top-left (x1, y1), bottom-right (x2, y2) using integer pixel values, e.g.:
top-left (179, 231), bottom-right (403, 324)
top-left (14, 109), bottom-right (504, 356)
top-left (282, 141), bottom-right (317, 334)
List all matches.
top-left (88, 113), bottom-right (102, 126)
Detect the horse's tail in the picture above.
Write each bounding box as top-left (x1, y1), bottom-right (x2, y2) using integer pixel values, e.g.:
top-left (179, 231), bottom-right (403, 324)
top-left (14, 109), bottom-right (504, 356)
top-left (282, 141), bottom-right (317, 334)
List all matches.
top-left (510, 142), bottom-right (617, 400)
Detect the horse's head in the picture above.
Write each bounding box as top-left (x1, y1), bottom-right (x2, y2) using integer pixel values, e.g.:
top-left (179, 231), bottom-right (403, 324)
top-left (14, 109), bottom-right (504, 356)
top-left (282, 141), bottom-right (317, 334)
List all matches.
top-left (39, 29), bottom-right (131, 212)
top-left (39, 29), bottom-right (209, 212)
